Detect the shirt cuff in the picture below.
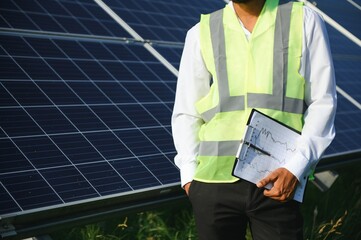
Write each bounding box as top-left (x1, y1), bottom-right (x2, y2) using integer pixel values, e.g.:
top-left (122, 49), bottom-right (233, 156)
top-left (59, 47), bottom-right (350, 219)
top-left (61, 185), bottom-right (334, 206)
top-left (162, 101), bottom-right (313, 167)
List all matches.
top-left (179, 162), bottom-right (197, 188)
top-left (282, 153), bottom-right (310, 185)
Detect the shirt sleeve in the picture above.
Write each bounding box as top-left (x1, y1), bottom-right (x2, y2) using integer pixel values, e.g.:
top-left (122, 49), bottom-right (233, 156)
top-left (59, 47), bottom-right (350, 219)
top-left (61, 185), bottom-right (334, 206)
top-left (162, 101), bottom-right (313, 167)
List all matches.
top-left (171, 23), bottom-right (211, 187)
top-left (283, 6), bottom-right (337, 183)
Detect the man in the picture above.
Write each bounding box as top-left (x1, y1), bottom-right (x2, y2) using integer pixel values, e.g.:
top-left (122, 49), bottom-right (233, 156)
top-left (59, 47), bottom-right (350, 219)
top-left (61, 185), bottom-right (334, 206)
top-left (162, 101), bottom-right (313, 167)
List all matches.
top-left (172, 0), bottom-right (336, 239)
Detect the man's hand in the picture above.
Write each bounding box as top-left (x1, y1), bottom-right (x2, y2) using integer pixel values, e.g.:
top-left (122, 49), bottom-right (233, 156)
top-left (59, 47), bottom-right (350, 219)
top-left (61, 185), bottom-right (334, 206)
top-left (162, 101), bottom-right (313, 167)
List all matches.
top-left (256, 168), bottom-right (298, 202)
top-left (184, 182), bottom-right (191, 196)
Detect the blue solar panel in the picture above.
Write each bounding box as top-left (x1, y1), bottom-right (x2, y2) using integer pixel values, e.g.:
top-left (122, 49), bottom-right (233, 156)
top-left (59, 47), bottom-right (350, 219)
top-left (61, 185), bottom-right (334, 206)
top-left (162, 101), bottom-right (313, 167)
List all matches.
top-left (0, 32), bottom-right (179, 216)
top-left (0, 171), bottom-right (63, 211)
top-left (102, 0), bottom-right (226, 42)
top-left (324, 95), bottom-right (361, 156)
top-left (324, 24), bottom-right (361, 103)
top-left (0, 0), bottom-right (131, 38)
top-left (311, 0), bottom-right (361, 39)
top-left (315, 1), bottom-right (361, 157)
top-left (153, 44), bottom-right (183, 69)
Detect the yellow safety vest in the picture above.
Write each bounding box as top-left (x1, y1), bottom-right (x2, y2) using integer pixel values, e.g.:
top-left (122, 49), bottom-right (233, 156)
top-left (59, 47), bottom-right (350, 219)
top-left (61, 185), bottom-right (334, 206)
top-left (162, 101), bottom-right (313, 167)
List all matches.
top-left (194, 0), bottom-right (305, 182)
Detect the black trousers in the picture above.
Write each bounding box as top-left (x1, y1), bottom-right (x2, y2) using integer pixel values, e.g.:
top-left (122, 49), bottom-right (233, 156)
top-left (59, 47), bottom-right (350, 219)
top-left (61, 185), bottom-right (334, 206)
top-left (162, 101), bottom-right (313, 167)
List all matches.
top-left (188, 180), bottom-right (303, 240)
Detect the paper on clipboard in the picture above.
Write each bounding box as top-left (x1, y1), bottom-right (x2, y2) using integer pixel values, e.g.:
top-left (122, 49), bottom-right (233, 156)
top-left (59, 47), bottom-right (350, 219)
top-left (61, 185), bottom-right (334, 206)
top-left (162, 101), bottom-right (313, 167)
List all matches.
top-left (232, 109), bottom-right (307, 202)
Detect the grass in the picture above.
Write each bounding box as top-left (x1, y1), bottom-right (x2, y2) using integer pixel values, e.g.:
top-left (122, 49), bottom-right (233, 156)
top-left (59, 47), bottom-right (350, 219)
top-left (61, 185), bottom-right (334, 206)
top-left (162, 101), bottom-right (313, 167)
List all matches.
top-left (50, 162), bottom-right (361, 240)
top-left (50, 203), bottom-right (198, 240)
top-left (301, 162), bottom-right (361, 240)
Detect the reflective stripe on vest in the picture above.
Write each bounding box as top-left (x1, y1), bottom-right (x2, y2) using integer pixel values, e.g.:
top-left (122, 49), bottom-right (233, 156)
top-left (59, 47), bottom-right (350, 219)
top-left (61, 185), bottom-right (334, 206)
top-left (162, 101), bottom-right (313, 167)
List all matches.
top-left (200, 9), bottom-right (246, 122)
top-left (199, 140), bottom-right (240, 156)
top-left (200, 2), bottom-right (305, 123)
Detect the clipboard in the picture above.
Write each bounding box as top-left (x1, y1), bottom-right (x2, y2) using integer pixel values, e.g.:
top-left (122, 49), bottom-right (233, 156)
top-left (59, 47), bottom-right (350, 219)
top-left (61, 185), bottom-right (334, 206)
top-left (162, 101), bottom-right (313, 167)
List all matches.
top-left (232, 109), bottom-right (307, 202)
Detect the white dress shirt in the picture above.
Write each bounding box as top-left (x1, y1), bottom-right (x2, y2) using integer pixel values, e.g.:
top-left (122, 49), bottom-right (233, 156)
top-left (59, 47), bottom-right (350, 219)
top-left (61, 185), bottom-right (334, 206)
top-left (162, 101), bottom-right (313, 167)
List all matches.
top-left (172, 1), bottom-right (337, 187)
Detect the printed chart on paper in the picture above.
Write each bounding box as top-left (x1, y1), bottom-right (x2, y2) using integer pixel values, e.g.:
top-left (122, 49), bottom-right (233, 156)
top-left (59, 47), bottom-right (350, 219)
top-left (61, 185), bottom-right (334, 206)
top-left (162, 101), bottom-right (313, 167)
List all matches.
top-left (233, 109), bottom-right (306, 202)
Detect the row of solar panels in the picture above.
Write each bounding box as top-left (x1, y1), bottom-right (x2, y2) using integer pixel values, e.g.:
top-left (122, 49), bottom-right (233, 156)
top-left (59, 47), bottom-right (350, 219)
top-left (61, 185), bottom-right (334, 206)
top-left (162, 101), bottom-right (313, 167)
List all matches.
top-left (0, 0), bottom-right (360, 222)
top-left (1, 0), bottom-right (224, 42)
top-left (0, 0), bottom-right (226, 219)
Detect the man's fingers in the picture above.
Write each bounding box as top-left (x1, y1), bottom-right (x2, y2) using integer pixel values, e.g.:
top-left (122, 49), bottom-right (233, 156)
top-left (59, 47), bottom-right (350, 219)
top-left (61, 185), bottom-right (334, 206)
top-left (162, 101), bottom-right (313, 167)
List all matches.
top-left (256, 168), bottom-right (297, 202)
top-left (256, 178), bottom-right (267, 188)
top-left (257, 173), bottom-right (277, 188)
top-left (263, 186), bottom-right (293, 202)
top-left (183, 182), bottom-right (191, 196)
top-left (263, 186), bottom-right (281, 197)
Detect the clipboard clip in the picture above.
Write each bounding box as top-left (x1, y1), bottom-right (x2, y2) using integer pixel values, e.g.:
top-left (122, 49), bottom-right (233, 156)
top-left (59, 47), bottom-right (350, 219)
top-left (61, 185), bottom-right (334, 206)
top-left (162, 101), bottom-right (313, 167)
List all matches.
top-left (244, 141), bottom-right (271, 156)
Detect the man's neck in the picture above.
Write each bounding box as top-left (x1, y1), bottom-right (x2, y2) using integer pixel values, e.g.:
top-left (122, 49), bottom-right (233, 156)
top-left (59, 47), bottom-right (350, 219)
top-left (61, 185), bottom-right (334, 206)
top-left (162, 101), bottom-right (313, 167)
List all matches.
top-left (233, 0), bottom-right (266, 33)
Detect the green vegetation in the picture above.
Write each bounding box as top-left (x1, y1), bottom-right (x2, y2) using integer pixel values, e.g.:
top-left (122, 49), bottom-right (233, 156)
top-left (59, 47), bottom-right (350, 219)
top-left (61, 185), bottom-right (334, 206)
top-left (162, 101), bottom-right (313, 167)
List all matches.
top-left (50, 203), bottom-right (198, 240)
top-left (301, 162), bottom-right (361, 240)
top-left (51, 162), bottom-right (361, 240)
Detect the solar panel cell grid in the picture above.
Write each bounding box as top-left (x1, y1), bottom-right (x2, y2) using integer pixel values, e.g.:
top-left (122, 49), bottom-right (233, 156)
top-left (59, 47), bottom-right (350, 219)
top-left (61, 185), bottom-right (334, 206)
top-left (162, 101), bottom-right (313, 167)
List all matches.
top-left (61, 2), bottom-right (94, 19)
top-left (0, 108), bottom-right (43, 137)
top-left (13, 136), bottom-right (71, 168)
top-left (110, 159), bottom-right (161, 190)
top-left (100, 62), bottom-right (135, 80)
top-left (0, 183), bottom-right (22, 214)
top-left (145, 106), bottom-right (172, 128)
top-left (28, 13), bottom-right (66, 33)
top-left (0, 171), bottom-right (63, 211)
top-left (116, 129), bottom-right (160, 156)
top-left (60, 106), bottom-right (107, 131)
top-left (121, 82), bottom-right (160, 102)
top-left (36, 0), bottom-right (69, 16)
top-left (52, 39), bottom-right (92, 59)
top-left (25, 38), bottom-right (67, 58)
top-left (102, 0), bottom-right (226, 42)
top-left (90, 105), bottom-right (133, 129)
top-left (40, 166), bottom-right (100, 202)
top-left (325, 26), bottom-right (361, 104)
top-left (80, 42), bottom-right (117, 60)
top-left (153, 45), bottom-right (182, 66)
top-left (324, 94), bottom-right (361, 156)
top-left (28, 107), bottom-right (78, 134)
top-left (0, 139), bottom-right (33, 173)
top-left (312, 0), bottom-right (361, 39)
top-left (36, 82), bottom-right (84, 105)
top-left (76, 162), bottom-right (132, 195)
top-left (142, 127), bottom-right (175, 152)
top-left (139, 155), bottom-right (180, 184)
top-left (0, 85), bottom-right (18, 107)
top-left (0, 57), bottom-right (28, 79)
top-left (47, 59), bottom-right (88, 80)
top-left (84, 131), bottom-right (133, 160)
top-left (0, 10), bottom-right (39, 30)
top-left (145, 83), bottom-right (174, 102)
top-left (0, 0), bottom-right (132, 38)
top-left (17, 58), bottom-right (62, 80)
top-left (1, 36), bottom-right (38, 57)
top-left (51, 134), bottom-right (104, 164)
top-left (68, 82), bottom-right (111, 103)
top-left (0, 31), bottom-right (178, 216)
top-left (95, 82), bottom-right (135, 104)
top-left (74, 61), bottom-right (114, 80)
top-left (3, 82), bottom-right (49, 105)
